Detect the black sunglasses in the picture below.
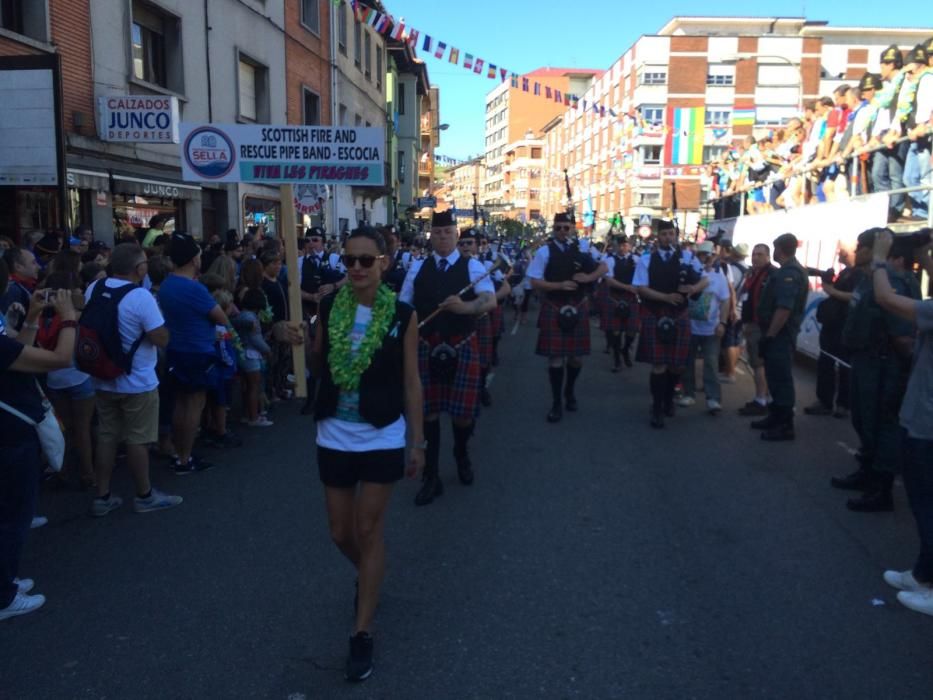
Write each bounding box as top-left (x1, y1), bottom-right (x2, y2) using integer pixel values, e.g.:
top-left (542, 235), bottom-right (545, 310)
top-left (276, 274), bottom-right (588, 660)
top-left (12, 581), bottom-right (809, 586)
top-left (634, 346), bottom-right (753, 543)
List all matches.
top-left (341, 254), bottom-right (384, 269)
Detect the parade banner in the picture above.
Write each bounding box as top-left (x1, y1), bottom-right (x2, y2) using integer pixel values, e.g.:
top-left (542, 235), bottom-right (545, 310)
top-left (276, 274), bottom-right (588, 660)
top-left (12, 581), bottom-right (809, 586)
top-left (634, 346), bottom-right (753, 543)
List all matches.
top-left (179, 123), bottom-right (385, 185)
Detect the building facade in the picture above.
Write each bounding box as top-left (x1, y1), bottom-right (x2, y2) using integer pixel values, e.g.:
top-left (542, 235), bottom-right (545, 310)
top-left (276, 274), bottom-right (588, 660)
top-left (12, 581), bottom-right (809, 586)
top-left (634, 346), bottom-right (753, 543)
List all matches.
top-left (549, 16), bottom-right (933, 234)
top-left (438, 156), bottom-right (484, 222)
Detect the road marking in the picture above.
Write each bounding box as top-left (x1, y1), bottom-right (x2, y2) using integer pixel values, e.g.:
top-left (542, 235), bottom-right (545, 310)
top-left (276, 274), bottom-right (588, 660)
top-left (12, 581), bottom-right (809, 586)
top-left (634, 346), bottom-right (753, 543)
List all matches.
top-left (510, 320), bottom-right (520, 335)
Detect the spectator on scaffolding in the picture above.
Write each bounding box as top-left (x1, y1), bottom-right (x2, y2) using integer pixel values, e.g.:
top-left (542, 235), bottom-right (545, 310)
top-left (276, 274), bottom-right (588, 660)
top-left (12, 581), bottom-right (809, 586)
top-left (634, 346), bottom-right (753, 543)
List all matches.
top-left (839, 75), bottom-right (883, 196)
top-left (743, 135), bottom-right (771, 215)
top-left (814, 85), bottom-right (851, 203)
top-left (868, 45), bottom-right (908, 221)
top-left (899, 44), bottom-right (932, 223)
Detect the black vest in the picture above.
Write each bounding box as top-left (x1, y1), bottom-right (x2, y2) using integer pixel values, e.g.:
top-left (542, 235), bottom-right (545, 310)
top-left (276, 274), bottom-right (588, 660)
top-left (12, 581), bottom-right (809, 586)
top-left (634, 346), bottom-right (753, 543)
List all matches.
top-left (646, 249), bottom-right (684, 313)
top-left (314, 297), bottom-right (414, 429)
top-left (382, 260), bottom-right (406, 294)
top-left (544, 240), bottom-right (586, 303)
top-left (413, 255), bottom-right (477, 339)
top-left (612, 254), bottom-right (636, 285)
top-left (300, 255), bottom-right (323, 294)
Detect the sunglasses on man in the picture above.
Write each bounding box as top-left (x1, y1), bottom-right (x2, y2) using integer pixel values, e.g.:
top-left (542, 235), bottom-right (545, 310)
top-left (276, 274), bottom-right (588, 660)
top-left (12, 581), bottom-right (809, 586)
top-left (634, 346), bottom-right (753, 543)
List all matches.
top-left (341, 254), bottom-right (385, 269)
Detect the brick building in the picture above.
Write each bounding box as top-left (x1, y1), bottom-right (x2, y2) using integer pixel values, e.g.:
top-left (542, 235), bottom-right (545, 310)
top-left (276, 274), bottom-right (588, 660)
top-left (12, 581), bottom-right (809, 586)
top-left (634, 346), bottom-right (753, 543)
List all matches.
top-left (545, 16), bottom-right (933, 234)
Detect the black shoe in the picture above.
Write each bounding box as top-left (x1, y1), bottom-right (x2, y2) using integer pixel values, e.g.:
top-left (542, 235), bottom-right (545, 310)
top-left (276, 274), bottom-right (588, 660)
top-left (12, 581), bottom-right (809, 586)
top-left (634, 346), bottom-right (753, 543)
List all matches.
top-left (761, 424), bottom-right (795, 441)
top-left (480, 387), bottom-right (492, 407)
top-left (173, 456), bottom-right (213, 475)
top-left (803, 401), bottom-right (833, 416)
top-left (414, 474), bottom-right (443, 506)
top-left (547, 402), bottom-right (563, 423)
top-left (565, 396), bottom-right (578, 412)
top-left (455, 451), bottom-right (474, 485)
top-left (345, 631), bottom-right (374, 682)
top-left (831, 469), bottom-right (875, 491)
top-left (750, 414), bottom-right (780, 430)
top-left (846, 489), bottom-right (894, 513)
top-left (738, 401), bottom-right (769, 416)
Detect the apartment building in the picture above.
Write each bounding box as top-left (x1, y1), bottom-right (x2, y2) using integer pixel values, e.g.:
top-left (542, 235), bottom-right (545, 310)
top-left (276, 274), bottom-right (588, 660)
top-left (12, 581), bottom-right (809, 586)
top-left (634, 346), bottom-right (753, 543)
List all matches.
top-left (438, 156), bottom-right (484, 222)
top-left (482, 67), bottom-right (602, 210)
top-left (549, 16), bottom-right (933, 231)
top-left (418, 86), bottom-right (440, 200)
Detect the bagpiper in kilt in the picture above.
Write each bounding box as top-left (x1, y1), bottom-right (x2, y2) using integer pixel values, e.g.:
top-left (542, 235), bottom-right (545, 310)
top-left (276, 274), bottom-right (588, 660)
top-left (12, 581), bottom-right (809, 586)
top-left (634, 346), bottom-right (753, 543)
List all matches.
top-left (603, 236), bottom-right (641, 372)
top-left (478, 235), bottom-right (512, 407)
top-left (528, 212), bottom-right (608, 423)
top-left (632, 220), bottom-right (707, 429)
top-left (399, 211), bottom-right (497, 506)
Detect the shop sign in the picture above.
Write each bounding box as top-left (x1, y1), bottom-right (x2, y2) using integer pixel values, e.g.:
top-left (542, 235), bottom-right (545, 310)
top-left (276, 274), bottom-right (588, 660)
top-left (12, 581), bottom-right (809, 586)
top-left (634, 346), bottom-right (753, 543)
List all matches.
top-left (97, 95), bottom-right (179, 143)
top-left (95, 190), bottom-right (107, 206)
top-left (293, 184), bottom-right (328, 215)
top-left (179, 123), bottom-right (385, 186)
top-left (0, 65), bottom-right (59, 186)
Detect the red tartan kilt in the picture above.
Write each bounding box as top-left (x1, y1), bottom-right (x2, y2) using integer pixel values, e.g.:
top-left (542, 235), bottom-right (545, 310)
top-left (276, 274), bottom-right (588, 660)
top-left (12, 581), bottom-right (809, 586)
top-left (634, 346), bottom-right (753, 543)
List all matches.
top-left (605, 292), bottom-right (642, 335)
top-left (491, 304), bottom-right (505, 336)
top-left (418, 335), bottom-right (481, 419)
top-left (535, 300), bottom-right (591, 358)
top-left (635, 307), bottom-right (691, 369)
top-left (476, 314), bottom-right (495, 368)
top-left (596, 282), bottom-right (611, 330)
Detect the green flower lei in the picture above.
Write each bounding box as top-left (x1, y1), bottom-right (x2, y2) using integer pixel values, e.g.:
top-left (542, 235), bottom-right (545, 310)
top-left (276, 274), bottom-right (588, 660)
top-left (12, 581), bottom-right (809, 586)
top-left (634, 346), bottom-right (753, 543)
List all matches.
top-left (327, 283), bottom-right (397, 392)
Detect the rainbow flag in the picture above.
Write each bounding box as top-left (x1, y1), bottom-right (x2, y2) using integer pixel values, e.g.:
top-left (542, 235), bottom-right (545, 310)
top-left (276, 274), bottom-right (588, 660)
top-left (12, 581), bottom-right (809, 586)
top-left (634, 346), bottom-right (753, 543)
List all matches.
top-left (733, 105), bottom-right (756, 127)
top-left (664, 107), bottom-right (705, 165)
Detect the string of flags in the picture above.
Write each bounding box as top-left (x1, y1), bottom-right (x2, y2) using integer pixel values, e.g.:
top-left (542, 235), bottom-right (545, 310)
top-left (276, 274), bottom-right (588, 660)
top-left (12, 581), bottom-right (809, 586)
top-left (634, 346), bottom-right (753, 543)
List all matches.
top-left (348, 0), bottom-right (619, 119)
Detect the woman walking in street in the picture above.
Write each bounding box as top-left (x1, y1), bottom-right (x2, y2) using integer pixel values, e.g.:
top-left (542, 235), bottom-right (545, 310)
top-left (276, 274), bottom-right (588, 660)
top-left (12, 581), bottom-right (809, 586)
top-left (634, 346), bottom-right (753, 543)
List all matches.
top-left (311, 225), bottom-right (424, 682)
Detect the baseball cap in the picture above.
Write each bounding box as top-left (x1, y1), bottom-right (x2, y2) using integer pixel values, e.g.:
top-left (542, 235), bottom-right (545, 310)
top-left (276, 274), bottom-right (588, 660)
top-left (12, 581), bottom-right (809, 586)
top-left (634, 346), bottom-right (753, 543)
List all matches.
top-left (168, 232), bottom-right (201, 267)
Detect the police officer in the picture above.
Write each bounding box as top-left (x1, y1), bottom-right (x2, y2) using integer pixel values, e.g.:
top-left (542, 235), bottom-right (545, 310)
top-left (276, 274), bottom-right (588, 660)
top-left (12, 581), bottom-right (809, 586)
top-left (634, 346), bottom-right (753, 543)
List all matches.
top-left (399, 211), bottom-right (496, 506)
top-left (832, 229), bottom-right (920, 512)
top-left (632, 220), bottom-right (706, 429)
top-left (527, 212), bottom-right (607, 423)
top-left (750, 233), bottom-right (809, 441)
top-left (603, 235), bottom-right (640, 372)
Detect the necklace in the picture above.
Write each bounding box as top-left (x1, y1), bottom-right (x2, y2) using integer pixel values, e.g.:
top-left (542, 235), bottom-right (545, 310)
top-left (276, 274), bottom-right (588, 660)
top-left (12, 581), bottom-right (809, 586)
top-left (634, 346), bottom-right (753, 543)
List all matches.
top-left (327, 284), bottom-right (397, 391)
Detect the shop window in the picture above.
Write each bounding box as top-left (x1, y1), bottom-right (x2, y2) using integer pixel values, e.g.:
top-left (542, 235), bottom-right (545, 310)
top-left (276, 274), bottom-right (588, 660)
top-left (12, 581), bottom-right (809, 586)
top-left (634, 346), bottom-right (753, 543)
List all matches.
top-left (238, 53), bottom-right (269, 123)
top-left (337, 1), bottom-right (347, 55)
top-left (303, 88), bottom-right (320, 125)
top-left (300, 0), bottom-right (319, 35)
top-left (131, 1), bottom-right (182, 93)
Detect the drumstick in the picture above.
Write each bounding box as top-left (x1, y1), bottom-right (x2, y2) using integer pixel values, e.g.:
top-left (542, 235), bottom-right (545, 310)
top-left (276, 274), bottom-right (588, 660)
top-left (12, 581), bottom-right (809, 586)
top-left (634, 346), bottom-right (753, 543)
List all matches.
top-left (418, 257), bottom-right (512, 329)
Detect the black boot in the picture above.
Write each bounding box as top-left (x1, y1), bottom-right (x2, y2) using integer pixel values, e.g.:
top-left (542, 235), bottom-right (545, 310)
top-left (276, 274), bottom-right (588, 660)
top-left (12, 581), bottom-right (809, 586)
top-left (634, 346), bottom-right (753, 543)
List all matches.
top-left (760, 407), bottom-right (795, 440)
top-left (547, 366), bottom-right (564, 422)
top-left (452, 421), bottom-right (474, 485)
top-left (564, 364), bottom-right (581, 411)
top-left (480, 369), bottom-right (492, 407)
top-left (663, 371), bottom-right (678, 418)
top-left (649, 373), bottom-right (666, 428)
top-left (846, 472), bottom-right (894, 512)
top-left (831, 467), bottom-right (875, 491)
top-left (415, 420), bottom-right (443, 506)
top-left (750, 406), bottom-right (782, 430)
top-left (622, 335), bottom-right (635, 367)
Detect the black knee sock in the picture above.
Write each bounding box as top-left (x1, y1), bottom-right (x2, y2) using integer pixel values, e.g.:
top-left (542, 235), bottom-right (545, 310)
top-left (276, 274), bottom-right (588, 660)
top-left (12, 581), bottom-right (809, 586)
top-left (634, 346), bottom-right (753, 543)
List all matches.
top-left (548, 366), bottom-right (564, 404)
top-left (565, 364), bottom-right (581, 398)
top-left (424, 420), bottom-right (441, 475)
top-left (452, 420), bottom-right (474, 456)
top-left (649, 373), bottom-right (666, 410)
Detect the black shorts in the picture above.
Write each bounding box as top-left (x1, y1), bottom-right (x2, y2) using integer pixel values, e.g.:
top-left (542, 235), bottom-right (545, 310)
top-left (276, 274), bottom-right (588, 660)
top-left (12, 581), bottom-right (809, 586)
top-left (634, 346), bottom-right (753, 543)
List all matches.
top-left (317, 446), bottom-right (405, 488)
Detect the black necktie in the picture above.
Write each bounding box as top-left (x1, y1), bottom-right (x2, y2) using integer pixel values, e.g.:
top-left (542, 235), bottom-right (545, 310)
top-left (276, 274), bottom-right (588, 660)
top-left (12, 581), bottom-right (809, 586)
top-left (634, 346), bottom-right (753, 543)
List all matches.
top-left (438, 258), bottom-right (448, 272)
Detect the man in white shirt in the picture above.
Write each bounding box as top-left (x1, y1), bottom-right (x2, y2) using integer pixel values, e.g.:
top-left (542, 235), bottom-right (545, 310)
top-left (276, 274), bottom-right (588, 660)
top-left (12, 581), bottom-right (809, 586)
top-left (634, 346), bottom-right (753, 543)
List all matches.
top-left (85, 244), bottom-right (182, 517)
top-left (902, 44), bottom-right (932, 220)
top-left (870, 45), bottom-right (909, 220)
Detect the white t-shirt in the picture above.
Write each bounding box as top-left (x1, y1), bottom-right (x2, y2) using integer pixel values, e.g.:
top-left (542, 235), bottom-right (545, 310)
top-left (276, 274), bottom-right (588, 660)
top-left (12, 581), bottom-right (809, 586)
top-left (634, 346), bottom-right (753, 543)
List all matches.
top-left (691, 269), bottom-right (731, 336)
top-left (85, 278), bottom-right (165, 394)
top-left (316, 304), bottom-right (407, 451)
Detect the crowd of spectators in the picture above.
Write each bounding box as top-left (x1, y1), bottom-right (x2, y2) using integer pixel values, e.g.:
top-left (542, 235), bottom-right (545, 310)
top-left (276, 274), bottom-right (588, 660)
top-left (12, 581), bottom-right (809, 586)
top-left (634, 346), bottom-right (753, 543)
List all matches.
top-left (707, 40), bottom-right (933, 223)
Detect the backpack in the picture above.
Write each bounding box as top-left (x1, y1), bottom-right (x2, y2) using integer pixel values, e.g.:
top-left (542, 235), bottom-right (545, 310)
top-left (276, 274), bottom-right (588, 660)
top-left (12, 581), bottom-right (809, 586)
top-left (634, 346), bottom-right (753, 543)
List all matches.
top-left (75, 281), bottom-right (144, 379)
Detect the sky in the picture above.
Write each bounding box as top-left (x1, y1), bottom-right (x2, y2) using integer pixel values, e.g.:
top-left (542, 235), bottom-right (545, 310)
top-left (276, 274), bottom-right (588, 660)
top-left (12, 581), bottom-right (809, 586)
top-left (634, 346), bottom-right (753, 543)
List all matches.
top-left (386, 0), bottom-right (929, 160)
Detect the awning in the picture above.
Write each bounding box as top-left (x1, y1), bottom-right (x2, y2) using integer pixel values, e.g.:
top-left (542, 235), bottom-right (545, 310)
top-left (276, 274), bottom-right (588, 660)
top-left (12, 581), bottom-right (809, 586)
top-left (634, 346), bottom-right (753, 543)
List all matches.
top-left (66, 168), bottom-right (110, 191)
top-left (66, 154), bottom-right (202, 201)
top-left (111, 173), bottom-right (201, 201)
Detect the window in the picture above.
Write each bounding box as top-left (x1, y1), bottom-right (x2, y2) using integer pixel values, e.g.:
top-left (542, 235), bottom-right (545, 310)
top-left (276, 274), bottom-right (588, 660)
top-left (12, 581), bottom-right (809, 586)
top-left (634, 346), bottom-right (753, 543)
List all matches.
top-left (398, 150), bottom-right (405, 182)
top-left (0, 0), bottom-right (23, 34)
top-left (338, 103), bottom-right (347, 126)
top-left (238, 59), bottom-right (259, 121)
top-left (337, 1), bottom-right (347, 54)
top-left (300, 0), bottom-right (319, 34)
top-left (353, 20), bottom-right (361, 68)
top-left (131, 1), bottom-right (182, 92)
top-left (706, 65), bottom-right (735, 86)
top-left (302, 88), bottom-right (320, 125)
top-left (640, 145), bottom-right (661, 164)
top-left (640, 68), bottom-right (666, 86)
top-left (531, 147), bottom-right (542, 159)
top-left (1, 0), bottom-right (48, 42)
top-left (375, 46), bottom-right (382, 90)
top-left (704, 108), bottom-right (731, 125)
top-left (364, 32), bottom-right (371, 81)
top-left (703, 146), bottom-right (727, 162)
top-left (638, 192), bottom-right (661, 206)
top-left (397, 82), bottom-right (406, 115)
top-left (640, 106), bottom-right (664, 125)
top-left (354, 114), bottom-right (362, 127)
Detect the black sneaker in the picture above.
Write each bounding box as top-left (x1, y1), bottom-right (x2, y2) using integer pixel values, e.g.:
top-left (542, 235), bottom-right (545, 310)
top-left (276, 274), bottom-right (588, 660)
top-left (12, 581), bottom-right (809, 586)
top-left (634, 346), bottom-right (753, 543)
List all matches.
top-left (173, 456), bottom-right (213, 475)
top-left (345, 631), bottom-right (374, 682)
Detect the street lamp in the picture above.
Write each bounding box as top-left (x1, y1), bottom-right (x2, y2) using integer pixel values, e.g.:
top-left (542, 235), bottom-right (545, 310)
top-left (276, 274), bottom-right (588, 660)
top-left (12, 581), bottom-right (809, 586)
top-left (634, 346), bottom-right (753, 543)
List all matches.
top-left (722, 53), bottom-right (803, 114)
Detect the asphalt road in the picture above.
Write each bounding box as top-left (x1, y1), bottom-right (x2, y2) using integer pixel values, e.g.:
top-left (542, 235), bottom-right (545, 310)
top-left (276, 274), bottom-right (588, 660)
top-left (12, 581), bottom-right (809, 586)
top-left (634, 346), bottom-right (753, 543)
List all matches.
top-left (3, 311), bottom-right (931, 699)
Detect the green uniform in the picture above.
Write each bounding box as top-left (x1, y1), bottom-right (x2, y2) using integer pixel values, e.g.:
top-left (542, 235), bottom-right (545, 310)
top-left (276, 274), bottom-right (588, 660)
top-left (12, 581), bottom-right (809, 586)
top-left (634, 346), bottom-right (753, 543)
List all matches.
top-left (842, 269), bottom-right (920, 474)
top-left (756, 257), bottom-right (809, 415)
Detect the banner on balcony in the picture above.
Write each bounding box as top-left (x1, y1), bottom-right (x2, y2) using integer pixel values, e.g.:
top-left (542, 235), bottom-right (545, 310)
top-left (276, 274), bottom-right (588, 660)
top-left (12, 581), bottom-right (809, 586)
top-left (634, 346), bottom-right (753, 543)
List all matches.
top-left (663, 107), bottom-right (705, 165)
top-left (179, 124), bottom-right (385, 185)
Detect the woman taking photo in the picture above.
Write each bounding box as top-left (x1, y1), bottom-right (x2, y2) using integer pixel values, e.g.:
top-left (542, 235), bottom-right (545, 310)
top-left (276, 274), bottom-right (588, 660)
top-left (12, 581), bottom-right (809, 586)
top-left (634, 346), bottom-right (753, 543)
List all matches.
top-left (0, 260), bottom-right (78, 621)
top-left (311, 225), bottom-right (424, 682)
